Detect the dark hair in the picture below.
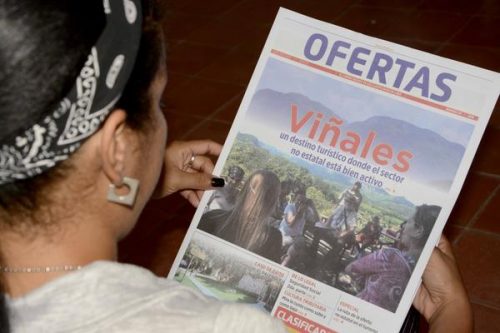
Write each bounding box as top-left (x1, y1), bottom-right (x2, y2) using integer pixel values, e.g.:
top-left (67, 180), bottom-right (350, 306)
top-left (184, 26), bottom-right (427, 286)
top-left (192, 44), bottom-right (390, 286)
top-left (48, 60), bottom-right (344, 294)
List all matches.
top-left (413, 204), bottom-right (441, 248)
top-left (0, 1), bottom-right (163, 224)
top-left (0, 1), bottom-right (163, 330)
top-left (217, 170), bottom-right (281, 252)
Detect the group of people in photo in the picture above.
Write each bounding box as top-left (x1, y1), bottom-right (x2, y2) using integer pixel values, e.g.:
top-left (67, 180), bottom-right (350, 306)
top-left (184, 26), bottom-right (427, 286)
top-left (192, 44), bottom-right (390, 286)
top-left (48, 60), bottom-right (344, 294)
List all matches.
top-left (199, 166), bottom-right (441, 312)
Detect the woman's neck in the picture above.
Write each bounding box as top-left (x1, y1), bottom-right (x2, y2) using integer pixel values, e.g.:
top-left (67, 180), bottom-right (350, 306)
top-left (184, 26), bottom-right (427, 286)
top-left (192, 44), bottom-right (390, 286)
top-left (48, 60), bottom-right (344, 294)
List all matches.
top-left (0, 214), bottom-right (118, 298)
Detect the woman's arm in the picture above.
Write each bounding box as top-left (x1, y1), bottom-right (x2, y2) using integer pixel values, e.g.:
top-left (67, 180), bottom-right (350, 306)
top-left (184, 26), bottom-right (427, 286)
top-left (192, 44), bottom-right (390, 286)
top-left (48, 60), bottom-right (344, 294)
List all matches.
top-left (413, 236), bottom-right (473, 333)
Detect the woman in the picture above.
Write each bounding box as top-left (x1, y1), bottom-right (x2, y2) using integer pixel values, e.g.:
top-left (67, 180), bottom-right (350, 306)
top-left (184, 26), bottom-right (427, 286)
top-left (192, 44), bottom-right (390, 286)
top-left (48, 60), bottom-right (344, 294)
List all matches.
top-left (199, 170), bottom-right (283, 263)
top-left (0, 1), bottom-right (284, 332)
top-left (345, 206), bottom-right (472, 332)
top-left (345, 205), bottom-right (440, 312)
top-left (0, 1), bottom-right (473, 332)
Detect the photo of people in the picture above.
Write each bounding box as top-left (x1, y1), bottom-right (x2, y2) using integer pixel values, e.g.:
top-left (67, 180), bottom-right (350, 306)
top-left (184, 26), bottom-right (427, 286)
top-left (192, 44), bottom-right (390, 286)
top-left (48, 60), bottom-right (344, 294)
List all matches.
top-left (174, 232), bottom-right (286, 313)
top-left (197, 131), bottom-right (442, 313)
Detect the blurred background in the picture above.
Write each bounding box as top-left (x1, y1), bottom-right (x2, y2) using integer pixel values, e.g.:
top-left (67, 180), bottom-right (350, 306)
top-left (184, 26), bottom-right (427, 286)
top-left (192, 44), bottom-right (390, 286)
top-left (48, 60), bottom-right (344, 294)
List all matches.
top-left (118, 1), bottom-right (500, 332)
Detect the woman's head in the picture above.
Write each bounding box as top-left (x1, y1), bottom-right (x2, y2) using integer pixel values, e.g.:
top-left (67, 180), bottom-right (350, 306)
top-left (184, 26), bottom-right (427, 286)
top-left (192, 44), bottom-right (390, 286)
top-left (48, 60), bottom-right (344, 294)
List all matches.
top-left (400, 204), bottom-right (441, 250)
top-left (228, 170), bottom-right (281, 251)
top-left (238, 170), bottom-right (281, 219)
top-left (0, 0), bottom-right (166, 233)
top-left (0, 1), bottom-right (105, 141)
top-left (0, 2), bottom-right (167, 329)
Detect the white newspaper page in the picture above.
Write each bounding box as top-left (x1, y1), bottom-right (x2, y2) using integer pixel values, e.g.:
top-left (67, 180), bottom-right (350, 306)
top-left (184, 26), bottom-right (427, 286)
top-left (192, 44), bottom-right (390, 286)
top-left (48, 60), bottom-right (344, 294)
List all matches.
top-left (168, 8), bottom-right (500, 333)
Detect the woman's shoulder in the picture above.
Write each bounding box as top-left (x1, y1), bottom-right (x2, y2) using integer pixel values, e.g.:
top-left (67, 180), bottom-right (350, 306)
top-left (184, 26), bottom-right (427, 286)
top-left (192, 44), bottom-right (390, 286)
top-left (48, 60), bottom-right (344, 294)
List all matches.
top-left (77, 262), bottom-right (286, 331)
top-left (198, 209), bottom-right (231, 233)
top-left (7, 261), bottom-right (212, 331)
top-left (114, 301), bottom-right (287, 332)
top-left (9, 261), bottom-right (286, 332)
top-left (258, 226), bottom-right (283, 263)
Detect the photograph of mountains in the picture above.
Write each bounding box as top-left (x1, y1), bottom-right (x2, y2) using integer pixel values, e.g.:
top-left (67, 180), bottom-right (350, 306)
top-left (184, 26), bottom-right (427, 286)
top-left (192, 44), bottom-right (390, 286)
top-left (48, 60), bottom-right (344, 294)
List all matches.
top-left (242, 58), bottom-right (475, 192)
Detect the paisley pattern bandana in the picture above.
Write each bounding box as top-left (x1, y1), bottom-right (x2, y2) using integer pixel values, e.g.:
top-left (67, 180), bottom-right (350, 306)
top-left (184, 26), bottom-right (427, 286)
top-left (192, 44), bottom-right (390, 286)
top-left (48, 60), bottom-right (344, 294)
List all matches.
top-left (0, 0), bottom-right (142, 185)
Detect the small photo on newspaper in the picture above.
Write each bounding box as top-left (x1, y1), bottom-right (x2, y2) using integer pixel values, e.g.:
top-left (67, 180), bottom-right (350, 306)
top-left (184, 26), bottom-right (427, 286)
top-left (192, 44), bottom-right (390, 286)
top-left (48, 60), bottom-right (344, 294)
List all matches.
top-left (173, 231), bottom-right (287, 313)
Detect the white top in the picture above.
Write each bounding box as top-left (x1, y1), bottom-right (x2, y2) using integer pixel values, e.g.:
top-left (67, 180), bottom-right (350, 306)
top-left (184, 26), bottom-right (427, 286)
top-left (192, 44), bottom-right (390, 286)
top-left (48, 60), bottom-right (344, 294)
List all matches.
top-left (7, 261), bottom-right (286, 333)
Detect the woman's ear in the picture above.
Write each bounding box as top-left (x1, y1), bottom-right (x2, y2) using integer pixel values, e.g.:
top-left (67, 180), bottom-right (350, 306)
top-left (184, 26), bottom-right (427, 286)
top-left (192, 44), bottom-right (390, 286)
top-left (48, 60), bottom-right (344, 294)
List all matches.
top-left (100, 109), bottom-right (128, 185)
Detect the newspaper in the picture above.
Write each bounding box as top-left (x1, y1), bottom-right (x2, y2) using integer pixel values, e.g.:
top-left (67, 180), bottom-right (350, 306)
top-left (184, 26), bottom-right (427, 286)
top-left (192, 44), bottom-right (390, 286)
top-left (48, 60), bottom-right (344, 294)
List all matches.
top-left (168, 8), bottom-right (500, 333)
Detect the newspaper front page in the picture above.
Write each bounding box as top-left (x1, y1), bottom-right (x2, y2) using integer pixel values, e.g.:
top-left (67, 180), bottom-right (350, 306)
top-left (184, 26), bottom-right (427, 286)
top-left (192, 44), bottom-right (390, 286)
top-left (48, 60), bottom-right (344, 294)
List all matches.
top-left (168, 8), bottom-right (500, 333)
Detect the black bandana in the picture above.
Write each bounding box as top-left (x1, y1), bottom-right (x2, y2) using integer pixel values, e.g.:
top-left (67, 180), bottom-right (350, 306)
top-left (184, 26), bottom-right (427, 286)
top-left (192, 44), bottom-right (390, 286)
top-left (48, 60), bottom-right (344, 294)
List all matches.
top-left (0, 0), bottom-right (142, 185)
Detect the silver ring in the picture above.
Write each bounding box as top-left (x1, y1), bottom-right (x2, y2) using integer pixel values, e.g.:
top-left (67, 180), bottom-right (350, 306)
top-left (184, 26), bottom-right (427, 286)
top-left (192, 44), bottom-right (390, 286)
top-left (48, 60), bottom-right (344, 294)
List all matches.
top-left (186, 155), bottom-right (196, 169)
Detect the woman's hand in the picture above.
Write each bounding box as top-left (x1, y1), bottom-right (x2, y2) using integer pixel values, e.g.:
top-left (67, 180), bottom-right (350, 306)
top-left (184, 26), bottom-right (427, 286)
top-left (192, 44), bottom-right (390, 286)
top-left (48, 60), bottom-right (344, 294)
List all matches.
top-left (413, 235), bottom-right (473, 333)
top-left (154, 140), bottom-right (224, 207)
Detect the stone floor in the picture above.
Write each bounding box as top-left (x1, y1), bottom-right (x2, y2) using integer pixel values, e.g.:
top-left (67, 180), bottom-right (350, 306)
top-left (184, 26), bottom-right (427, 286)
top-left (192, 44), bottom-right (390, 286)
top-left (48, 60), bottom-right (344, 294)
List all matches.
top-left (119, 1), bottom-right (500, 332)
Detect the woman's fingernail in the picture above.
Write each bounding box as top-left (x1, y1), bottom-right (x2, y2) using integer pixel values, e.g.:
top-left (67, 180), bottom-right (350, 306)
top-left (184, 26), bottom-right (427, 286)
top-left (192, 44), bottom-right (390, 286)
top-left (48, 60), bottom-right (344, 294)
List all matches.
top-left (211, 177), bottom-right (225, 187)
